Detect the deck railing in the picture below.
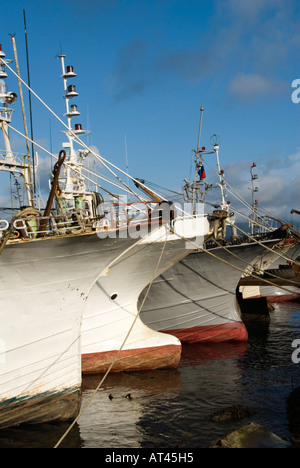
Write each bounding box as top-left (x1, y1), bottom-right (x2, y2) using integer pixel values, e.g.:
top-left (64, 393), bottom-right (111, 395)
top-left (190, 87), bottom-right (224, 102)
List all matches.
top-left (0, 200), bottom-right (178, 241)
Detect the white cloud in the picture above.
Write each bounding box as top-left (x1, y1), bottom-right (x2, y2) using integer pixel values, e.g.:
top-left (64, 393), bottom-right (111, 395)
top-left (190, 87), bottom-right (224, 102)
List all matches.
top-left (228, 73), bottom-right (286, 100)
top-left (220, 149), bottom-right (300, 224)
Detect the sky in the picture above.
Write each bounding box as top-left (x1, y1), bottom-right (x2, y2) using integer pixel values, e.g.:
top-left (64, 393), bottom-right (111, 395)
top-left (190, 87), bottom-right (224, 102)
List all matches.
top-left (0, 0), bottom-right (300, 226)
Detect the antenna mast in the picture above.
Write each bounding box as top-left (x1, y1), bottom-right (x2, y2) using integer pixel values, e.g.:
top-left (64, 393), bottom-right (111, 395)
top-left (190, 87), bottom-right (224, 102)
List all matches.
top-left (10, 33), bottom-right (35, 208)
top-left (0, 44), bottom-right (35, 207)
top-left (210, 133), bottom-right (227, 210)
top-left (23, 9), bottom-right (36, 202)
top-left (192, 106), bottom-right (205, 215)
top-left (250, 162), bottom-right (259, 235)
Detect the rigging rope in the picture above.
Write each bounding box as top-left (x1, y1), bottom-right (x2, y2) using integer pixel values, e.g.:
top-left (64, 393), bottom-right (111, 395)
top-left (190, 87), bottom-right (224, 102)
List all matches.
top-left (0, 57), bottom-right (163, 203)
top-left (6, 124), bottom-right (136, 200)
top-left (226, 221), bottom-right (300, 266)
top-left (0, 230), bottom-right (11, 256)
top-left (212, 237), bottom-right (300, 293)
top-left (171, 229), bottom-right (300, 295)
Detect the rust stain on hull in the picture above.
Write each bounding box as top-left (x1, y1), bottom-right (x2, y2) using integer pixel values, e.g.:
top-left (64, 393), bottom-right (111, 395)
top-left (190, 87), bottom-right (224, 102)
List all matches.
top-left (82, 344), bottom-right (182, 374)
top-left (161, 322), bottom-right (248, 344)
top-left (0, 387), bottom-right (81, 429)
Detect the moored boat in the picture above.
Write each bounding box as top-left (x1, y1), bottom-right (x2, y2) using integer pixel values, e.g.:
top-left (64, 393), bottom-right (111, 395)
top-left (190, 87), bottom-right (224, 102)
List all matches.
top-left (139, 109), bottom-right (298, 342)
top-left (53, 56), bottom-right (214, 374)
top-left (81, 214), bottom-right (211, 373)
top-left (139, 233), bottom-right (295, 343)
top-left (239, 256), bottom-right (300, 304)
top-left (238, 183), bottom-right (300, 304)
top-left (0, 44), bottom-right (141, 427)
top-left (0, 43), bottom-right (216, 427)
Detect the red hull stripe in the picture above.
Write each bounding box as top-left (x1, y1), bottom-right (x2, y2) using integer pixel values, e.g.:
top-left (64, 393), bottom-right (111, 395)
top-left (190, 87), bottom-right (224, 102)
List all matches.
top-left (82, 344), bottom-right (182, 374)
top-left (161, 322), bottom-right (248, 344)
top-left (267, 295), bottom-right (300, 303)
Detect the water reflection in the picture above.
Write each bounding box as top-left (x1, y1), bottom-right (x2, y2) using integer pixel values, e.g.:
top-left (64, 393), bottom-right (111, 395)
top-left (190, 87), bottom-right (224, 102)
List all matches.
top-left (179, 341), bottom-right (248, 367)
top-left (79, 341), bottom-right (250, 448)
top-left (0, 422), bottom-right (81, 449)
top-left (0, 303), bottom-right (299, 448)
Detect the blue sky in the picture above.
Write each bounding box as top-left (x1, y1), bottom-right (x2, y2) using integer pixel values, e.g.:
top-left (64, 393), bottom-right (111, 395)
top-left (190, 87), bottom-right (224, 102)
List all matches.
top-left (1, 0), bottom-right (300, 225)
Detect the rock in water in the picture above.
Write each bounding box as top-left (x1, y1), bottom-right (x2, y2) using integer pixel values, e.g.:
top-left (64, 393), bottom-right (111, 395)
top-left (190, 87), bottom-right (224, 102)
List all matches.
top-left (210, 423), bottom-right (289, 448)
top-left (210, 405), bottom-right (256, 422)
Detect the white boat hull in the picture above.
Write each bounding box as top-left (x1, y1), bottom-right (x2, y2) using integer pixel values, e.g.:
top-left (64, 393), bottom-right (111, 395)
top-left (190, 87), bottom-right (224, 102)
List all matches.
top-left (0, 215), bottom-right (210, 426)
top-left (139, 239), bottom-right (286, 343)
top-left (81, 217), bottom-right (211, 373)
top-left (0, 232), bottom-right (137, 427)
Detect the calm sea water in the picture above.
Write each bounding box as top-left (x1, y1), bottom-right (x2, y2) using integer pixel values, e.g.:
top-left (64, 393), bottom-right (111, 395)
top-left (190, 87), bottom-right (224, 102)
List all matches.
top-left (0, 302), bottom-right (300, 449)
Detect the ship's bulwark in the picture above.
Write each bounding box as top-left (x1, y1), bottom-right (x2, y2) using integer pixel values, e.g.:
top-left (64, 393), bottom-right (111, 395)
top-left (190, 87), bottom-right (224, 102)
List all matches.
top-left (139, 240), bottom-right (284, 343)
top-left (0, 231), bottom-right (137, 428)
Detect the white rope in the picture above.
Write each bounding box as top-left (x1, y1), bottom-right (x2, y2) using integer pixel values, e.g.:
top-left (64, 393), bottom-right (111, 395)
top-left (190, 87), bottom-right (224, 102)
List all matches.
top-left (7, 123), bottom-right (138, 199)
top-left (228, 204), bottom-right (273, 232)
top-left (226, 221), bottom-right (300, 266)
top-left (171, 229), bottom-right (300, 295)
top-left (0, 57), bottom-right (163, 202)
top-left (213, 237), bottom-right (300, 291)
top-left (54, 229), bottom-right (168, 448)
top-left (200, 155), bottom-right (279, 232)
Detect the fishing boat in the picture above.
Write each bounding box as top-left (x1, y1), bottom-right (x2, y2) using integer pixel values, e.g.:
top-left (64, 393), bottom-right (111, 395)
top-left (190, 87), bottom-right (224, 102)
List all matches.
top-left (239, 249), bottom-right (300, 304)
top-left (238, 179), bottom-right (300, 304)
top-left (52, 55), bottom-right (213, 375)
top-left (139, 109), bottom-right (298, 343)
top-left (0, 43), bottom-right (217, 427)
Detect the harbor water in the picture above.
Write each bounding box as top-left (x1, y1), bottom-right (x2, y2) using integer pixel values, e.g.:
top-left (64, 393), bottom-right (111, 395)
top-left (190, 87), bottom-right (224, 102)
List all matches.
top-left (0, 302), bottom-right (300, 449)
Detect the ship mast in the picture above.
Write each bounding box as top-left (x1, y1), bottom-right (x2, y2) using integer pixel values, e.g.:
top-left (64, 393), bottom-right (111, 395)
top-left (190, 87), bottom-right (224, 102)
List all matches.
top-left (184, 107), bottom-right (225, 215)
top-left (57, 53), bottom-right (93, 214)
top-left (191, 105), bottom-right (205, 215)
top-left (249, 162), bottom-right (259, 235)
top-left (210, 133), bottom-right (227, 210)
top-left (0, 44), bottom-right (35, 208)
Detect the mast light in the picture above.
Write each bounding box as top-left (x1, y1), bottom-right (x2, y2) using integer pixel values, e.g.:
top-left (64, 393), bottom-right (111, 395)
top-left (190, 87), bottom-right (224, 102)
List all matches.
top-left (74, 123), bottom-right (85, 134)
top-left (65, 104), bottom-right (80, 117)
top-left (0, 44), bottom-right (5, 58)
top-left (63, 65), bottom-right (77, 79)
top-left (0, 64), bottom-right (7, 79)
top-left (66, 84), bottom-right (78, 98)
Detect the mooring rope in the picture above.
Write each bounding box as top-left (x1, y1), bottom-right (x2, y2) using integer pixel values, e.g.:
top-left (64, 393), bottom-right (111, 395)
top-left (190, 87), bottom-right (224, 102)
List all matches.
top-left (54, 223), bottom-right (298, 447)
top-left (0, 230), bottom-right (11, 256)
top-left (172, 230), bottom-right (300, 296)
top-left (54, 232), bottom-right (168, 448)
top-left (226, 221), bottom-right (300, 266)
top-left (212, 237), bottom-right (300, 292)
